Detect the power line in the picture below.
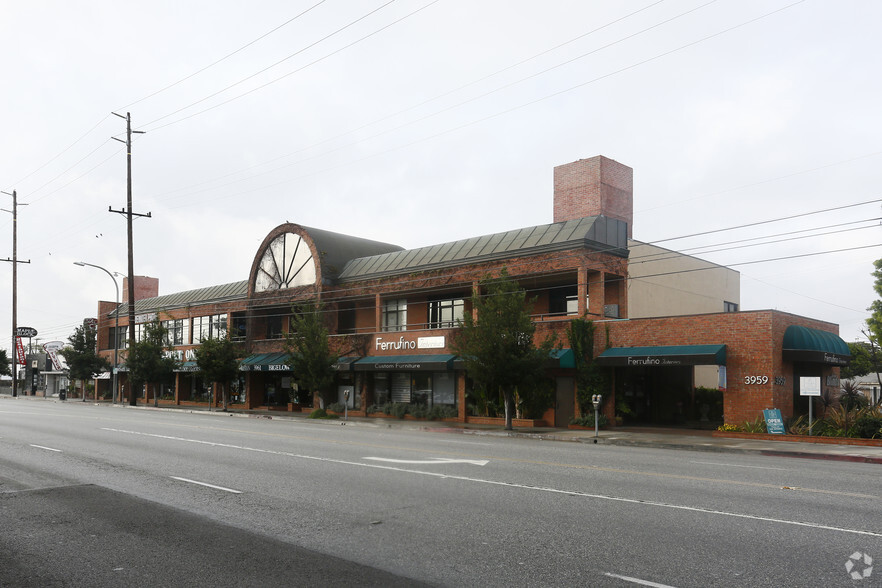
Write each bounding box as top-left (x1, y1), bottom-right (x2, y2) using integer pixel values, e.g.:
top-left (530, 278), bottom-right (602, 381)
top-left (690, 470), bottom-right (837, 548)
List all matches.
top-left (141, 0), bottom-right (413, 130)
top-left (118, 0), bottom-right (330, 111)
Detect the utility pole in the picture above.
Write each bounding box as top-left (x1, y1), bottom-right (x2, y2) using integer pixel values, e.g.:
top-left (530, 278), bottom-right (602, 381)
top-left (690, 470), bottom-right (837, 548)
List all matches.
top-left (109, 112), bottom-right (149, 406)
top-left (2, 190), bottom-right (30, 398)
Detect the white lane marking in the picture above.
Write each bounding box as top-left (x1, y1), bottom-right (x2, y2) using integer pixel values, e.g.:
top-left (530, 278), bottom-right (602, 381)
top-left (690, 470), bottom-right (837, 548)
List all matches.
top-left (170, 476), bottom-right (242, 494)
top-left (29, 444), bottom-right (62, 452)
top-left (365, 457), bottom-right (489, 466)
top-left (102, 428), bottom-right (882, 538)
top-left (604, 572), bottom-right (677, 587)
top-left (690, 461), bottom-right (790, 471)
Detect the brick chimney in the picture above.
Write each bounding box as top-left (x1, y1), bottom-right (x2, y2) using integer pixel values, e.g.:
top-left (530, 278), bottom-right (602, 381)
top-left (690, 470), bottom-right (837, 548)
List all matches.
top-left (122, 276), bottom-right (159, 301)
top-left (553, 155), bottom-right (633, 238)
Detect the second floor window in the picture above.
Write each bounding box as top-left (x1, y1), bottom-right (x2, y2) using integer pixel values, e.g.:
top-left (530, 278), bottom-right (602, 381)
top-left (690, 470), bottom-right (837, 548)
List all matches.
top-left (267, 314), bottom-right (285, 339)
top-left (382, 299), bottom-right (407, 332)
top-left (428, 297), bottom-right (464, 328)
top-left (162, 319), bottom-right (188, 346)
top-left (549, 286), bottom-right (580, 316)
top-left (193, 314), bottom-right (228, 344)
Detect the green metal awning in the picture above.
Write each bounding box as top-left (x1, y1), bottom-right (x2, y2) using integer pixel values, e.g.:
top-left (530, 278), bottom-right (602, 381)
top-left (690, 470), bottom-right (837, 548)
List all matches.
top-left (595, 344), bottom-right (727, 367)
top-left (176, 361), bottom-right (199, 372)
top-left (239, 352), bottom-right (292, 372)
top-left (353, 355), bottom-right (456, 371)
top-left (782, 325), bottom-right (850, 366)
top-left (549, 348), bottom-right (575, 369)
top-left (332, 356), bottom-right (360, 371)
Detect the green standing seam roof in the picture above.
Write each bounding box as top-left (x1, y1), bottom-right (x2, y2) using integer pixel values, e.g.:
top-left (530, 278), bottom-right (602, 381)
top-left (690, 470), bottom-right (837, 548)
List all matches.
top-left (782, 325), bottom-right (851, 366)
top-left (595, 344), bottom-right (727, 367)
top-left (336, 215), bottom-right (628, 282)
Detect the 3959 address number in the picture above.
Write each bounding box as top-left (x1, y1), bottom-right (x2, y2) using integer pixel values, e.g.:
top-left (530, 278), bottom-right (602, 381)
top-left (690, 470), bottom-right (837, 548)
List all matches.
top-left (744, 375), bottom-right (769, 385)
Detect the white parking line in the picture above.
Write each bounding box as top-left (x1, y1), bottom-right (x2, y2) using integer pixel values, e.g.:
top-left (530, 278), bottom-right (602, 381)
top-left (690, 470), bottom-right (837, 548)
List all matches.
top-left (170, 476), bottom-right (242, 494)
top-left (29, 444), bottom-right (61, 452)
top-left (604, 572), bottom-right (677, 587)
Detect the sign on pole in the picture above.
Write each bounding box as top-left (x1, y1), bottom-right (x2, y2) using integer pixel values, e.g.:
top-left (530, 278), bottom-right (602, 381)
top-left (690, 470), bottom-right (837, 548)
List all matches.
top-left (799, 376), bottom-right (822, 436)
top-left (799, 377), bottom-right (821, 396)
top-left (16, 326), bottom-right (37, 338)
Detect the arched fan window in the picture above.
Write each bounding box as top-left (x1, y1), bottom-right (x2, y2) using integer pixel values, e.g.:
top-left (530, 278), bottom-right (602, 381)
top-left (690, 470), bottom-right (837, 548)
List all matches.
top-left (255, 232), bottom-right (316, 292)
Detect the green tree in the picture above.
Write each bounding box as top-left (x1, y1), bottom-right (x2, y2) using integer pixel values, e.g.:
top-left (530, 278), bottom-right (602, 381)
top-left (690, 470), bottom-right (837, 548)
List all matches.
top-left (840, 341), bottom-right (873, 381)
top-left (567, 317), bottom-right (609, 416)
top-left (61, 325), bottom-right (110, 395)
top-left (451, 269), bottom-right (556, 430)
top-left (861, 258), bottom-right (882, 402)
top-left (194, 336), bottom-right (241, 411)
top-left (126, 319), bottom-right (178, 406)
top-left (0, 348), bottom-right (13, 377)
top-left (285, 301), bottom-right (338, 407)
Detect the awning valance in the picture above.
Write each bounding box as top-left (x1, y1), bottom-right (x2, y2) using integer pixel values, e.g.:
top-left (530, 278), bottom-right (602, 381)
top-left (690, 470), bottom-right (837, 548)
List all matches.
top-left (782, 325), bottom-right (850, 366)
top-left (239, 352), bottom-right (292, 372)
top-left (353, 354), bottom-right (455, 372)
top-left (176, 361), bottom-right (200, 373)
top-left (595, 344), bottom-right (727, 367)
top-left (332, 356), bottom-right (360, 371)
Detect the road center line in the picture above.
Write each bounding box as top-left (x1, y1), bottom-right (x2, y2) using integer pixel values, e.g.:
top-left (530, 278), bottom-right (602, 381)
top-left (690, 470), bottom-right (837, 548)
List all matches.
top-left (102, 427), bottom-right (882, 538)
top-left (604, 572), bottom-right (677, 587)
top-left (170, 476), bottom-right (242, 494)
top-left (29, 444), bottom-right (61, 452)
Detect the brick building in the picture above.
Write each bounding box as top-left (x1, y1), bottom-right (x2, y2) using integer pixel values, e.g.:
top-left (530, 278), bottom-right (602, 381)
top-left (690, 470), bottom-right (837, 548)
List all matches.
top-left (89, 155), bottom-right (850, 428)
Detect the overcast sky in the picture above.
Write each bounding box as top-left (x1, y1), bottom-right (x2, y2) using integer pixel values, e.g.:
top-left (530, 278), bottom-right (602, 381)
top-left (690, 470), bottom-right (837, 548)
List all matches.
top-left (1, 0), bottom-right (880, 356)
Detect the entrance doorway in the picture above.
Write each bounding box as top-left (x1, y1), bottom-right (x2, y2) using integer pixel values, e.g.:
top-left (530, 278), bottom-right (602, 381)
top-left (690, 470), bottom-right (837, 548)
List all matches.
top-left (554, 377), bottom-right (574, 427)
top-left (614, 366), bottom-right (722, 427)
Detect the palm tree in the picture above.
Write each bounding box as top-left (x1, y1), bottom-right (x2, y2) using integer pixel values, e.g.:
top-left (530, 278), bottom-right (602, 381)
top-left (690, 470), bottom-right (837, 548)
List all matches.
top-left (840, 380), bottom-right (868, 411)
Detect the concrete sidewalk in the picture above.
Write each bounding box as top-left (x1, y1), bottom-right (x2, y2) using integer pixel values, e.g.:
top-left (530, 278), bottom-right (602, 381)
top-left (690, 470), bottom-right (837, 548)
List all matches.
top-left (6, 393), bottom-right (882, 464)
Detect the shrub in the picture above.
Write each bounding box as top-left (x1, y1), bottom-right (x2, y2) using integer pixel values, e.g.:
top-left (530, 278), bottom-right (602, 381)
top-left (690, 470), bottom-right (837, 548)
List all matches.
top-left (308, 408), bottom-right (336, 419)
top-left (740, 417), bottom-right (767, 434)
top-left (327, 402), bottom-right (345, 413)
top-left (428, 405), bottom-right (457, 420)
top-left (409, 405), bottom-right (429, 419)
top-left (570, 413), bottom-right (608, 428)
top-left (854, 414), bottom-right (882, 439)
top-left (717, 423), bottom-right (739, 432)
top-left (391, 403), bottom-right (409, 419)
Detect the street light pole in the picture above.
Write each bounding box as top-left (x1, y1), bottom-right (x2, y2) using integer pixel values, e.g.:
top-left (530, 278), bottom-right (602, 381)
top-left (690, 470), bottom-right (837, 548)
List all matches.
top-left (74, 262), bottom-right (119, 404)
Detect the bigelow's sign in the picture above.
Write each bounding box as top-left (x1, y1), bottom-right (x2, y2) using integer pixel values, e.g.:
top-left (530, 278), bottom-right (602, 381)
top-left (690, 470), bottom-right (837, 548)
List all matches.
top-left (374, 335), bottom-right (445, 351)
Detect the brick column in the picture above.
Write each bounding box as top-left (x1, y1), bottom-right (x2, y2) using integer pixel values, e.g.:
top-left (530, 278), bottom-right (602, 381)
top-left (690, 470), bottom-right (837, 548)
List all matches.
top-left (577, 266), bottom-right (588, 316)
top-left (588, 271), bottom-right (605, 318)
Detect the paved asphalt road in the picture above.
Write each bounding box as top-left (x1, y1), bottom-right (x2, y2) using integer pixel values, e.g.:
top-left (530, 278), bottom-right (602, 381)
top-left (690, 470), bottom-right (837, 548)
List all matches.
top-left (1, 398), bottom-right (880, 587)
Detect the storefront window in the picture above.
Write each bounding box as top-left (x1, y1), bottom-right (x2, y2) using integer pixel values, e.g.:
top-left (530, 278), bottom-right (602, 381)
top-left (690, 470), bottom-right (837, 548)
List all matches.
top-left (390, 372), bottom-right (410, 402)
top-left (374, 373), bottom-right (390, 404)
top-left (433, 372), bottom-right (456, 405)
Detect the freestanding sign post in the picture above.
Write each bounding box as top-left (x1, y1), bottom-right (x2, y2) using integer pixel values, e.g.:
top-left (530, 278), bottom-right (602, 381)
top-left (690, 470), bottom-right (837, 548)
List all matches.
top-left (799, 376), bottom-right (821, 435)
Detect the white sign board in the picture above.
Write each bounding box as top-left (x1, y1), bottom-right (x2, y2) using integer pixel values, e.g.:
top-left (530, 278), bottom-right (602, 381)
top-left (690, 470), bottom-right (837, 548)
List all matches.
top-left (799, 376), bottom-right (821, 397)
